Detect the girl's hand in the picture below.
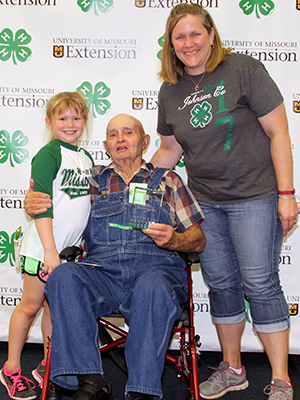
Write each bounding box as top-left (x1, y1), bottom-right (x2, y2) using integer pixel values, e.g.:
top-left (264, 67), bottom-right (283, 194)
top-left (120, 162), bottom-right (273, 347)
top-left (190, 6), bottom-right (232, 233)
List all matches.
top-left (43, 249), bottom-right (61, 276)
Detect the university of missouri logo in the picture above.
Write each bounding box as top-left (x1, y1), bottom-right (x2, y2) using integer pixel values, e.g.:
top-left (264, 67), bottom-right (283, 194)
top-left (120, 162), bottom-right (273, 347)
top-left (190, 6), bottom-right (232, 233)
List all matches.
top-left (132, 98), bottom-right (143, 110)
top-left (297, 0), bottom-right (300, 10)
top-left (135, 0), bottom-right (146, 7)
top-left (293, 101), bottom-right (300, 113)
top-left (53, 45), bottom-right (64, 58)
top-left (289, 303), bottom-right (299, 316)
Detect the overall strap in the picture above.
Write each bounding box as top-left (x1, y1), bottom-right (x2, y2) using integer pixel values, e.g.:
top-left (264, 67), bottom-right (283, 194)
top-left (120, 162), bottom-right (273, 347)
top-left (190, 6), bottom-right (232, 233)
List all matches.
top-left (98, 166), bottom-right (111, 192)
top-left (146, 164), bottom-right (168, 191)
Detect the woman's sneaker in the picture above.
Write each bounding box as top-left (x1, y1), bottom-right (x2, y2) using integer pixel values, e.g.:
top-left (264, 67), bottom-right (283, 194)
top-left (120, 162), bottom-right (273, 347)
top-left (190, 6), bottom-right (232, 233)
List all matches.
top-left (32, 360), bottom-right (46, 388)
top-left (199, 361), bottom-right (249, 399)
top-left (0, 363), bottom-right (37, 400)
top-left (264, 379), bottom-right (293, 399)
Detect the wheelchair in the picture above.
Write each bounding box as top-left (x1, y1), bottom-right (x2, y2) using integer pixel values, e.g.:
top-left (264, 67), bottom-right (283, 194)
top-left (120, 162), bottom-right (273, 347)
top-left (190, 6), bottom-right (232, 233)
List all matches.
top-left (41, 247), bottom-right (202, 400)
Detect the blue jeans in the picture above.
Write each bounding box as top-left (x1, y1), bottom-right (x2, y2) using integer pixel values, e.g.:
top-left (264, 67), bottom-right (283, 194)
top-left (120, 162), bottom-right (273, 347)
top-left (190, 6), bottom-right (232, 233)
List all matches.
top-left (198, 194), bottom-right (290, 333)
top-left (45, 256), bottom-right (187, 398)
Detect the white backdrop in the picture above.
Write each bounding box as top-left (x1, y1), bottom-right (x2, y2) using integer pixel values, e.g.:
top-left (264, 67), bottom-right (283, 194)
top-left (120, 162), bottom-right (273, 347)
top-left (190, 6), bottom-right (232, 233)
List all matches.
top-left (0, 0), bottom-right (300, 354)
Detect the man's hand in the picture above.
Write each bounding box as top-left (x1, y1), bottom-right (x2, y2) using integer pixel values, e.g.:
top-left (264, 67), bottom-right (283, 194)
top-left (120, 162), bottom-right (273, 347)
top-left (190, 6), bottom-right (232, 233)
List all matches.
top-left (142, 223), bottom-right (174, 248)
top-left (142, 222), bottom-right (205, 253)
top-left (24, 178), bottom-right (52, 218)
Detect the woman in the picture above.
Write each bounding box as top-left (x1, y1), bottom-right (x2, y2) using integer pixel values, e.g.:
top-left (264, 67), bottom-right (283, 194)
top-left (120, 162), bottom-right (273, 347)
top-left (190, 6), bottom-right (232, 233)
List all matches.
top-left (151, 3), bottom-right (298, 400)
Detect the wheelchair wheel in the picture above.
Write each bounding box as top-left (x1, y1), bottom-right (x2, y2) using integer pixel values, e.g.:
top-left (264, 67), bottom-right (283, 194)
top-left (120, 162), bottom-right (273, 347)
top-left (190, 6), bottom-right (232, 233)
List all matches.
top-left (98, 324), bottom-right (127, 373)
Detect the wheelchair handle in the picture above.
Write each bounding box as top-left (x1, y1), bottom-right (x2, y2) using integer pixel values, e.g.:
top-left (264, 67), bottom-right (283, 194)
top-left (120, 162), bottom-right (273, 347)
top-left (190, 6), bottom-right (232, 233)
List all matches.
top-left (178, 252), bottom-right (200, 266)
top-left (59, 246), bottom-right (83, 262)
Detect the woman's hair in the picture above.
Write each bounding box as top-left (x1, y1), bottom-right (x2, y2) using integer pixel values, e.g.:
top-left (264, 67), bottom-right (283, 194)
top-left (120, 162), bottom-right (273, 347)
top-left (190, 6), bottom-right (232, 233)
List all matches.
top-left (46, 91), bottom-right (91, 142)
top-left (159, 3), bottom-right (232, 84)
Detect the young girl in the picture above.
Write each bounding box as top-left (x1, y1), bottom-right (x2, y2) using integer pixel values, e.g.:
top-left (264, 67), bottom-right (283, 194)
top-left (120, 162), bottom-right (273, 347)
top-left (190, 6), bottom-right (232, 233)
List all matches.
top-left (0, 92), bottom-right (94, 400)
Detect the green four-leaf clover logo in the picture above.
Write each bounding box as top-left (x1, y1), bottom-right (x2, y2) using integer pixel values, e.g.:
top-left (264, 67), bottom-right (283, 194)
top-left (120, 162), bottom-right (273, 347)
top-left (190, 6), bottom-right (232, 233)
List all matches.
top-left (190, 102), bottom-right (212, 128)
top-left (176, 153), bottom-right (185, 168)
top-left (0, 231), bottom-right (15, 267)
top-left (0, 130), bottom-right (29, 167)
top-left (0, 28), bottom-right (32, 65)
top-left (77, 81), bottom-right (111, 118)
top-left (157, 34), bottom-right (164, 60)
top-left (239, 0), bottom-right (275, 18)
top-left (77, 0), bottom-right (113, 15)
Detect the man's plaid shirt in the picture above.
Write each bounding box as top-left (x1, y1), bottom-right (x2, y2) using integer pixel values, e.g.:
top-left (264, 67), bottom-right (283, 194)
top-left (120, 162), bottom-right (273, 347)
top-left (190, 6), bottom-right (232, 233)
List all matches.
top-left (90, 161), bottom-right (204, 233)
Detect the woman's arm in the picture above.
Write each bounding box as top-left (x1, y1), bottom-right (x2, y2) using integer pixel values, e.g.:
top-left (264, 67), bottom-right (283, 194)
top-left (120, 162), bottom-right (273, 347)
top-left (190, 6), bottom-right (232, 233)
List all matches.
top-left (258, 102), bottom-right (298, 235)
top-left (150, 134), bottom-right (184, 169)
top-left (35, 217), bottom-right (60, 275)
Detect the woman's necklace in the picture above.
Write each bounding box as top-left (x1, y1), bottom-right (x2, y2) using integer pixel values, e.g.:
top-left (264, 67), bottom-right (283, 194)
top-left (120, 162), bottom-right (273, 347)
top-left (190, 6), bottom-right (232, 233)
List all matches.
top-left (187, 71), bottom-right (206, 91)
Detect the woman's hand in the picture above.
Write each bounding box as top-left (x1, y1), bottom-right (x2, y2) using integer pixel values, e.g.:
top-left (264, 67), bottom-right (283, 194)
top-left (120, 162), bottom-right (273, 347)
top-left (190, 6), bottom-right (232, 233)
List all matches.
top-left (278, 197), bottom-right (298, 236)
top-left (25, 178), bottom-right (52, 217)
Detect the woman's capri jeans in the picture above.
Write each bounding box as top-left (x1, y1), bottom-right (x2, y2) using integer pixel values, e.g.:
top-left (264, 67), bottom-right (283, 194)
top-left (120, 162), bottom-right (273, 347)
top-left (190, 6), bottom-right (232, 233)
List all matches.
top-left (198, 194), bottom-right (290, 334)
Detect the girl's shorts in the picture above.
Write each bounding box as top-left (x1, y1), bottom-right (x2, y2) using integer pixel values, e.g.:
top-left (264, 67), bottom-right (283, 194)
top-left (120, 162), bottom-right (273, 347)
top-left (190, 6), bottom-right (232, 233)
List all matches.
top-left (20, 256), bottom-right (49, 284)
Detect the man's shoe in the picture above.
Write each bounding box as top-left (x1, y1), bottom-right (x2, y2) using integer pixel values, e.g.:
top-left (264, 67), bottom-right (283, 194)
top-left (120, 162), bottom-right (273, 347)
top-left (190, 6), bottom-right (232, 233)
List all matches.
top-left (0, 363), bottom-right (37, 400)
top-left (46, 381), bottom-right (62, 400)
top-left (264, 379), bottom-right (293, 399)
top-left (32, 360), bottom-right (45, 388)
top-left (72, 380), bottom-right (112, 400)
top-left (199, 361), bottom-right (249, 399)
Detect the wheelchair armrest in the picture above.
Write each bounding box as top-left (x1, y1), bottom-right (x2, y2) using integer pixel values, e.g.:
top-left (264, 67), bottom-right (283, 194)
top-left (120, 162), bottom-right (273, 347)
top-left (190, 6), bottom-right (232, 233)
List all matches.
top-left (178, 252), bottom-right (200, 266)
top-left (59, 246), bottom-right (83, 262)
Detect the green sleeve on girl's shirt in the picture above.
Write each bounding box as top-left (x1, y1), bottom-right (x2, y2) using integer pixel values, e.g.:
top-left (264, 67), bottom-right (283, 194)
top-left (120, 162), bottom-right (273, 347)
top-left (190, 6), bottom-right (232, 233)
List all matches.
top-left (31, 140), bottom-right (61, 220)
top-left (83, 148), bottom-right (94, 165)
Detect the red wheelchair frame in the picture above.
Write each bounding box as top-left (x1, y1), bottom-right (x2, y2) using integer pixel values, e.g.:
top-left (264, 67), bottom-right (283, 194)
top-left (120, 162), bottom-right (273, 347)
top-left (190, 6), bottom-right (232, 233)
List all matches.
top-left (41, 249), bottom-right (201, 400)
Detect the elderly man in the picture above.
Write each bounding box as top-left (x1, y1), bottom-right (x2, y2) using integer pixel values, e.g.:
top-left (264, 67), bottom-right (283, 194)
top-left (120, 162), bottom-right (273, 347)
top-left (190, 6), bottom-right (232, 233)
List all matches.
top-left (25, 114), bottom-right (205, 400)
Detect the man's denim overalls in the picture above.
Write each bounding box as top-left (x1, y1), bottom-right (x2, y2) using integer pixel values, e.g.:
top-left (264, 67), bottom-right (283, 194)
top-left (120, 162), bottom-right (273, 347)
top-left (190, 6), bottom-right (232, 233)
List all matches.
top-left (45, 166), bottom-right (188, 398)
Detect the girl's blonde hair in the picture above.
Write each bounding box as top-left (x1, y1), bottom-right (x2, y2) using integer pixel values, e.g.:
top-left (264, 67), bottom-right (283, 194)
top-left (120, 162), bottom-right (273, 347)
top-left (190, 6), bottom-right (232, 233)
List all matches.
top-left (46, 91), bottom-right (91, 142)
top-left (159, 3), bottom-right (233, 84)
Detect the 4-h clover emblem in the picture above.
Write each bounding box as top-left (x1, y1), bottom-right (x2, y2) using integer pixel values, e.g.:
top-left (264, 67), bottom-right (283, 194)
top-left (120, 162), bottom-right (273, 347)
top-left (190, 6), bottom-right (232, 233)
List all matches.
top-left (0, 231), bottom-right (15, 267)
top-left (239, 0), bottom-right (275, 18)
top-left (77, 81), bottom-right (111, 118)
top-left (77, 0), bottom-right (113, 15)
top-left (0, 28), bottom-right (32, 65)
top-left (0, 130), bottom-right (29, 167)
top-left (176, 153), bottom-right (185, 168)
top-left (157, 34), bottom-right (164, 60)
top-left (190, 102), bottom-right (212, 128)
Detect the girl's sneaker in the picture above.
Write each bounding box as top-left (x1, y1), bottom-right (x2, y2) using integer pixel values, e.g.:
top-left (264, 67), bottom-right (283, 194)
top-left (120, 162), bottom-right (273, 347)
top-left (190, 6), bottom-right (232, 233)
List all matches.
top-left (31, 360), bottom-right (46, 388)
top-left (0, 362), bottom-right (36, 400)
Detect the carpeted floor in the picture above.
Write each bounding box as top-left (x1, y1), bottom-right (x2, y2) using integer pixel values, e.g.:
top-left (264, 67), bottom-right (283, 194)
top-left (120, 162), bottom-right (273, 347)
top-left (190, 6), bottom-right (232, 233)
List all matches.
top-left (0, 341), bottom-right (299, 400)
